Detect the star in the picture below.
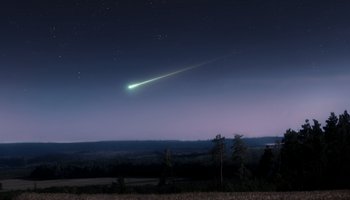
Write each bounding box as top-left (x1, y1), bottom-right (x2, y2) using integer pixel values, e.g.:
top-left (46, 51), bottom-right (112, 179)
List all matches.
top-left (77, 71), bottom-right (81, 79)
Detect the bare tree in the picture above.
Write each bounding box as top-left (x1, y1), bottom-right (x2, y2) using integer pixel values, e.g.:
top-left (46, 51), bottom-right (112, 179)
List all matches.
top-left (159, 148), bottom-right (172, 186)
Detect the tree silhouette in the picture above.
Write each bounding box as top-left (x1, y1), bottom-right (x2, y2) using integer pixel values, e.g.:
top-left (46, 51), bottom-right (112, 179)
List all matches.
top-left (159, 149), bottom-right (173, 186)
top-left (232, 134), bottom-right (249, 181)
top-left (279, 111), bottom-right (350, 190)
top-left (258, 146), bottom-right (274, 179)
top-left (212, 134), bottom-right (225, 187)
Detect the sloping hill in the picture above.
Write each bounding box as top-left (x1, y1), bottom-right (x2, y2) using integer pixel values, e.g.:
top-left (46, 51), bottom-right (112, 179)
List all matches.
top-left (0, 137), bottom-right (281, 157)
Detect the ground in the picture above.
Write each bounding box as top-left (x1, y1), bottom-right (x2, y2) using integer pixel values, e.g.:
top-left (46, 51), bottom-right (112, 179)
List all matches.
top-left (0, 178), bottom-right (158, 191)
top-left (15, 191), bottom-right (350, 200)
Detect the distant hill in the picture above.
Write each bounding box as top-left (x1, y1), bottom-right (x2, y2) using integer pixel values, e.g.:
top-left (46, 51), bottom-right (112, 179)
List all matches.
top-left (0, 137), bottom-right (281, 157)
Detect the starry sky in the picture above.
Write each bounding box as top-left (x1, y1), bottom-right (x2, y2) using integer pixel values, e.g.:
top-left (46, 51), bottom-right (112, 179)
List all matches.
top-left (1, 0), bottom-right (350, 142)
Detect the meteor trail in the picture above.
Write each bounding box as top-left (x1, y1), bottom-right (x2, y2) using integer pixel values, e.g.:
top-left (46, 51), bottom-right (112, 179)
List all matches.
top-left (128, 64), bottom-right (199, 90)
top-left (127, 56), bottom-right (228, 90)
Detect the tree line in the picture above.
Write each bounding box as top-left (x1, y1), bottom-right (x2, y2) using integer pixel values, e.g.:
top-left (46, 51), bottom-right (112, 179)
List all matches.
top-left (210, 110), bottom-right (350, 191)
top-left (27, 111), bottom-right (350, 192)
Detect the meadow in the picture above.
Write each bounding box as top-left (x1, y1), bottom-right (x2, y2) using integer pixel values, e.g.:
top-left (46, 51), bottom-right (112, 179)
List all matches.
top-left (0, 178), bottom-right (158, 191)
top-left (15, 191), bottom-right (350, 200)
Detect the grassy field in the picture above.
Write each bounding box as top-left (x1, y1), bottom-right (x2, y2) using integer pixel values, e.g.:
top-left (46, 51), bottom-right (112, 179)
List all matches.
top-left (15, 191), bottom-right (350, 200)
top-left (1, 178), bottom-right (158, 191)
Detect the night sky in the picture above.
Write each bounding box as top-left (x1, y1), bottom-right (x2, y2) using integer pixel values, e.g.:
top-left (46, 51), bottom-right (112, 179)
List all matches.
top-left (1, 0), bottom-right (350, 142)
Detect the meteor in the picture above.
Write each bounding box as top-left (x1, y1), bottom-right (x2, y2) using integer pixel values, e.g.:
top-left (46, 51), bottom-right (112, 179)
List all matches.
top-left (127, 56), bottom-right (228, 90)
top-left (128, 64), bottom-right (198, 90)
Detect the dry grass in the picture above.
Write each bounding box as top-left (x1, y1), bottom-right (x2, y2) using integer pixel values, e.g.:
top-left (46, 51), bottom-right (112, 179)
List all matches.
top-left (15, 190), bottom-right (350, 200)
top-left (1, 178), bottom-right (158, 191)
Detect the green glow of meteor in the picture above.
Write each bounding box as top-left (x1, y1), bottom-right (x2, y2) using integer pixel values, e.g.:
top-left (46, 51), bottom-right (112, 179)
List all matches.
top-left (127, 55), bottom-right (231, 90)
top-left (127, 66), bottom-right (197, 90)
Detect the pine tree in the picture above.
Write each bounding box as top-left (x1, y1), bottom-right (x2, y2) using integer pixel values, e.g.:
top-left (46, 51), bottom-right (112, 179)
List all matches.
top-left (232, 134), bottom-right (249, 180)
top-left (212, 134), bottom-right (225, 187)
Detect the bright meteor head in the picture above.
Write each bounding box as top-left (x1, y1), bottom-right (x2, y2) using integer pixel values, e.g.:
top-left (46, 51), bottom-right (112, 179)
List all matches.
top-left (128, 84), bottom-right (139, 90)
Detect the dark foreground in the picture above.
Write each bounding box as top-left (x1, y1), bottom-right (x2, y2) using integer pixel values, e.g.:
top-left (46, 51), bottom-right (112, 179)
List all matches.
top-left (15, 191), bottom-right (350, 200)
